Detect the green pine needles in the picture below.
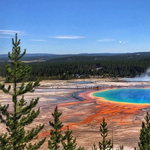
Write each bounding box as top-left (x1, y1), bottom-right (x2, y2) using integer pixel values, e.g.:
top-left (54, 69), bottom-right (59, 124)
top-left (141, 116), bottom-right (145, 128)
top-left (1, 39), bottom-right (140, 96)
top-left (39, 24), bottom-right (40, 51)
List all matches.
top-left (48, 106), bottom-right (85, 150)
top-left (0, 34), bottom-right (45, 150)
top-left (93, 143), bottom-right (98, 150)
top-left (116, 145), bottom-right (124, 150)
top-left (98, 118), bottom-right (113, 150)
top-left (138, 112), bottom-right (150, 150)
top-left (62, 126), bottom-right (77, 150)
top-left (48, 106), bottom-right (64, 150)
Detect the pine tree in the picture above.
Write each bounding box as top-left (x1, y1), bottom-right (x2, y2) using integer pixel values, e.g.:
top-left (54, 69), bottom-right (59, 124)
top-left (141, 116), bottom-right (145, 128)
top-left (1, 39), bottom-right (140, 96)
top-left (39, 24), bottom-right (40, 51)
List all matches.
top-left (77, 146), bottom-right (85, 150)
top-left (48, 106), bottom-right (64, 150)
top-left (138, 112), bottom-right (150, 150)
top-left (62, 126), bottom-right (77, 150)
top-left (93, 143), bottom-right (98, 150)
top-left (0, 33), bottom-right (46, 150)
top-left (116, 145), bottom-right (124, 150)
top-left (48, 106), bottom-right (84, 150)
top-left (99, 117), bottom-right (113, 150)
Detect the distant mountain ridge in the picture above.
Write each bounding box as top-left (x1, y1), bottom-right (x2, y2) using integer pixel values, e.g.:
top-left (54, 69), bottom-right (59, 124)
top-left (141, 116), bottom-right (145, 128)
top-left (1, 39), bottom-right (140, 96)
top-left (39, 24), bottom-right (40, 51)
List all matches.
top-left (0, 52), bottom-right (150, 62)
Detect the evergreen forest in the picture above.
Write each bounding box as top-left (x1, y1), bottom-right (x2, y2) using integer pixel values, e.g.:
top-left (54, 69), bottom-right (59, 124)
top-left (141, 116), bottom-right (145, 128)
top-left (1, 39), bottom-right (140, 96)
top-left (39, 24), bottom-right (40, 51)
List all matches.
top-left (1, 52), bottom-right (150, 80)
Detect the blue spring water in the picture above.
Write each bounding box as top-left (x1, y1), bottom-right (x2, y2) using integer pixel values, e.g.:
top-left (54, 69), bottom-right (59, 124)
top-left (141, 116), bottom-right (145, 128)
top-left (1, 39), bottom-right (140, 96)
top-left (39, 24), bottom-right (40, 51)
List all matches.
top-left (77, 81), bottom-right (92, 84)
top-left (93, 88), bottom-right (150, 104)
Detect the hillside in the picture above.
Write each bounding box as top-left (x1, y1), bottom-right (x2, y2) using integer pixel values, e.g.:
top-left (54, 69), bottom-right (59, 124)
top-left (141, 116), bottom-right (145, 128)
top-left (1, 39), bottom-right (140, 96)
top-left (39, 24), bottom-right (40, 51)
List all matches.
top-left (1, 52), bottom-right (150, 62)
top-left (1, 52), bottom-right (150, 80)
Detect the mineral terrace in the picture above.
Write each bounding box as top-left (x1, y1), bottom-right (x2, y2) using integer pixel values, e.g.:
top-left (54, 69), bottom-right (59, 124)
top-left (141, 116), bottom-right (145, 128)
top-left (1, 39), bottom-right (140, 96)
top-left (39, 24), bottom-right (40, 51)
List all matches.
top-left (1, 79), bottom-right (150, 150)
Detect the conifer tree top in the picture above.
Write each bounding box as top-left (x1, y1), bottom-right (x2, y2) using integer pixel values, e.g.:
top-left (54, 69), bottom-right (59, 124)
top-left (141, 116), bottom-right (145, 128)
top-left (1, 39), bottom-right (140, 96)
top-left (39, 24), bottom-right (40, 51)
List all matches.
top-left (0, 33), bottom-right (45, 149)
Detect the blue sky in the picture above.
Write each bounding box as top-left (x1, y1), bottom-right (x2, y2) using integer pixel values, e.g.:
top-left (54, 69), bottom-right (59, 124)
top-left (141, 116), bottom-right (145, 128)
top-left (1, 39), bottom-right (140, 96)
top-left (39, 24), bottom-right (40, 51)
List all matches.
top-left (0, 0), bottom-right (150, 54)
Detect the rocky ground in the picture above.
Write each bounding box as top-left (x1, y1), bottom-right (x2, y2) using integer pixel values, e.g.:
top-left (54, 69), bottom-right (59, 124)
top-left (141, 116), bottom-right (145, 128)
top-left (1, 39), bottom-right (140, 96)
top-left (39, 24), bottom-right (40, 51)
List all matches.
top-left (1, 79), bottom-right (150, 149)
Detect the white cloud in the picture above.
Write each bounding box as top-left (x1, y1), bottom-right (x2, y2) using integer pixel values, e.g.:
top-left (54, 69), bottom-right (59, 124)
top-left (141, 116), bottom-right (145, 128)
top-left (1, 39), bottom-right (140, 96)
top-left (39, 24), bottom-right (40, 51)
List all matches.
top-left (119, 41), bottom-right (128, 44)
top-left (31, 39), bottom-right (46, 42)
top-left (98, 38), bottom-right (114, 42)
top-left (51, 36), bottom-right (85, 39)
top-left (0, 36), bottom-right (11, 39)
top-left (0, 30), bottom-right (25, 35)
top-left (123, 41), bottom-right (128, 44)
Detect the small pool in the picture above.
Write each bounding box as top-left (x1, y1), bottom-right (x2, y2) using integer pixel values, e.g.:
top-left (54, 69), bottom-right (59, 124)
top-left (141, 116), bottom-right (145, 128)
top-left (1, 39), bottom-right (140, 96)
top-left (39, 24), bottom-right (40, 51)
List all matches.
top-left (77, 81), bottom-right (93, 84)
top-left (93, 88), bottom-right (150, 104)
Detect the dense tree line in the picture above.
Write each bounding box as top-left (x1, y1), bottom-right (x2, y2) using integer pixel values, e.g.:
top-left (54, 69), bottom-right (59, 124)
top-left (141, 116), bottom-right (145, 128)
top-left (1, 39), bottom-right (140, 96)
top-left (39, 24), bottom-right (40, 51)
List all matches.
top-left (28, 58), bottom-right (150, 80)
top-left (1, 57), bottom-right (150, 80)
top-left (1, 51), bottom-right (150, 80)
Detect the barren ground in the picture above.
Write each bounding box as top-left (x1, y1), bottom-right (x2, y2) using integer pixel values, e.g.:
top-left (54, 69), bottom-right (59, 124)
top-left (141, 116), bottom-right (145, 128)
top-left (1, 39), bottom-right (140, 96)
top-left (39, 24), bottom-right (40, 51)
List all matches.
top-left (0, 78), bottom-right (150, 150)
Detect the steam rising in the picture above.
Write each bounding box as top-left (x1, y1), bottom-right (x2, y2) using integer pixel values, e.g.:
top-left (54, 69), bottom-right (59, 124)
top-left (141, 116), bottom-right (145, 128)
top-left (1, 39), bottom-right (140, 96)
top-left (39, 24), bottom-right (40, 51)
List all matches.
top-left (125, 67), bottom-right (150, 82)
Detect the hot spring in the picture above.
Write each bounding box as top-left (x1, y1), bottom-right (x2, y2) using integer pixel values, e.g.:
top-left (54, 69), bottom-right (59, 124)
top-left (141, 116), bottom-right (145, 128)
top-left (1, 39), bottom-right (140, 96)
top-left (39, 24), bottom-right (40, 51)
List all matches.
top-left (124, 67), bottom-right (150, 81)
top-left (93, 88), bottom-right (150, 104)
